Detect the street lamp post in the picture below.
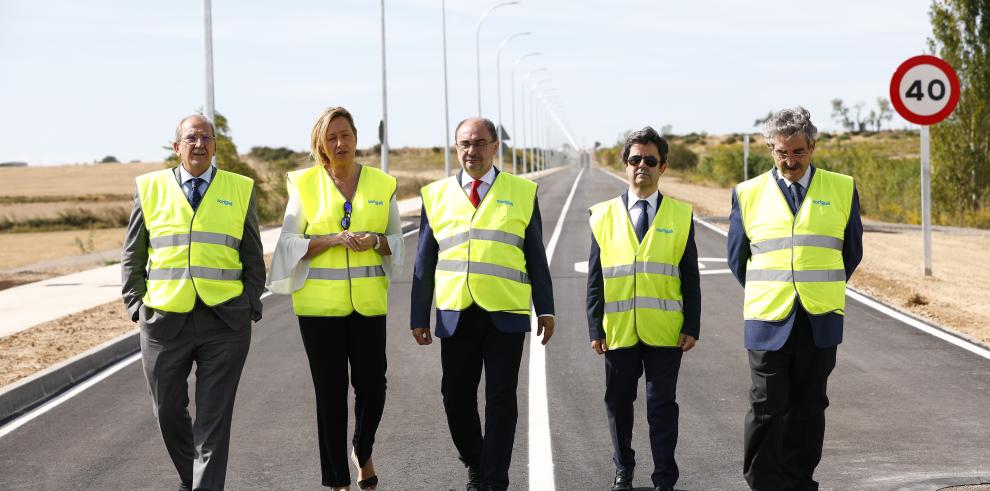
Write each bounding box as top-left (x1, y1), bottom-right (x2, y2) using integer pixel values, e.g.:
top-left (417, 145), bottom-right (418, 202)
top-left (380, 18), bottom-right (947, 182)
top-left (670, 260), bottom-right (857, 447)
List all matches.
top-left (530, 79), bottom-right (551, 172)
top-left (495, 32), bottom-right (530, 170)
top-left (520, 68), bottom-right (547, 174)
top-left (202, 0), bottom-right (215, 166)
top-left (379, 0), bottom-right (389, 173)
top-left (475, 1), bottom-right (519, 116)
top-left (510, 53), bottom-right (540, 173)
top-left (441, 0), bottom-right (451, 176)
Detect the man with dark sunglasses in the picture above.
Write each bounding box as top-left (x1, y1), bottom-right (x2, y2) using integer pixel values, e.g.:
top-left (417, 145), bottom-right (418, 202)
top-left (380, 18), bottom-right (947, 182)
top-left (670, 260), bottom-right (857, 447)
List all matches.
top-left (586, 126), bottom-right (701, 491)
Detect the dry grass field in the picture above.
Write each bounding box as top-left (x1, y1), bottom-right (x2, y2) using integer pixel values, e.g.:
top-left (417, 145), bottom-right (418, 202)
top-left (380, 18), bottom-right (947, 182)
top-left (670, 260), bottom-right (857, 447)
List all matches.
top-left (0, 162), bottom-right (162, 197)
top-left (0, 227), bottom-right (125, 270)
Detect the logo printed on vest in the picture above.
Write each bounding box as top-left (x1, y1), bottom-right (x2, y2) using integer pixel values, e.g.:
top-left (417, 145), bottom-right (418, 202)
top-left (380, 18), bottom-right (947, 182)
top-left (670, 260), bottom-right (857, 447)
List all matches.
top-left (812, 199), bottom-right (831, 206)
top-left (496, 199), bottom-right (514, 206)
top-left (655, 227), bottom-right (674, 234)
top-left (367, 199), bottom-right (384, 206)
top-left (216, 198), bottom-right (233, 206)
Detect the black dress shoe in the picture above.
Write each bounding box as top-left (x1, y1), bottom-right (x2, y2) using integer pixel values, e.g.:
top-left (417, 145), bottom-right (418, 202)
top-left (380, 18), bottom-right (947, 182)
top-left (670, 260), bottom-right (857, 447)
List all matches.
top-left (466, 465), bottom-right (482, 491)
top-left (611, 468), bottom-right (633, 490)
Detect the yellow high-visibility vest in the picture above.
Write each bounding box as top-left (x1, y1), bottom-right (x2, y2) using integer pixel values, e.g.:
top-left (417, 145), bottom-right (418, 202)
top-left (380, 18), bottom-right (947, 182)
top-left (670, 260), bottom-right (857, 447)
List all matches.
top-left (138, 167), bottom-right (253, 312)
top-left (589, 196), bottom-right (692, 348)
top-left (421, 172), bottom-right (537, 314)
top-left (290, 165), bottom-right (396, 317)
top-left (736, 169), bottom-right (854, 321)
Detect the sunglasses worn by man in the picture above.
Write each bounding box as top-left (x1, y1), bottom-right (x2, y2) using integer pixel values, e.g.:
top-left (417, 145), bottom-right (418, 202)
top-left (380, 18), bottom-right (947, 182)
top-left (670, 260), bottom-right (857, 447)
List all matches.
top-left (626, 155), bottom-right (662, 167)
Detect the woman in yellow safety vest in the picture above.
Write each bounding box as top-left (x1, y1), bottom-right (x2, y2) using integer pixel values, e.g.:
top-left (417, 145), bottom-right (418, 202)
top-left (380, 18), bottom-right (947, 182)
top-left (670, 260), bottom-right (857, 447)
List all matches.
top-left (267, 107), bottom-right (403, 491)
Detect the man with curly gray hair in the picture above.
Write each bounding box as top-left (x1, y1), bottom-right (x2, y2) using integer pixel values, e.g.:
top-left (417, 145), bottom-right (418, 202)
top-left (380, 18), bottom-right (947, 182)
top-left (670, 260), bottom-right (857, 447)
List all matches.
top-left (727, 106), bottom-right (863, 489)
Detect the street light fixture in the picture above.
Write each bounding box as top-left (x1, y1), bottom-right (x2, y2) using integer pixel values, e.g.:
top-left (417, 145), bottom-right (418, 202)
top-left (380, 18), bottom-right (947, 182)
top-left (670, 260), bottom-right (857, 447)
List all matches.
top-left (475, 1), bottom-right (520, 116)
top-left (495, 31), bottom-right (531, 170)
top-left (520, 68), bottom-right (548, 174)
top-left (441, 0), bottom-right (452, 176)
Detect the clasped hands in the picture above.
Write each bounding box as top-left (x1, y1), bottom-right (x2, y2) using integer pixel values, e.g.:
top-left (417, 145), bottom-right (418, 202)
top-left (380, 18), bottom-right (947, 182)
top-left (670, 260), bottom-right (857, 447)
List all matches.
top-left (323, 231), bottom-right (378, 252)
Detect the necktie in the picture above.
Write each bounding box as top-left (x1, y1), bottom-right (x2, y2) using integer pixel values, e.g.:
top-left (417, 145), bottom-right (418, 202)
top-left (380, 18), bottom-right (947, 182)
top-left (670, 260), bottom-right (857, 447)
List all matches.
top-left (186, 177), bottom-right (204, 210)
top-left (469, 179), bottom-right (482, 208)
top-left (635, 199), bottom-right (649, 242)
top-left (790, 182), bottom-right (804, 213)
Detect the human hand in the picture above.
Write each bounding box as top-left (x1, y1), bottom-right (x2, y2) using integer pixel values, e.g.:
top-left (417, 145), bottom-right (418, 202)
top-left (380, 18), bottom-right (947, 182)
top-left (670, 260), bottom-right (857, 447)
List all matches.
top-left (411, 327), bottom-right (433, 345)
top-left (537, 315), bottom-right (555, 345)
top-left (346, 232), bottom-right (377, 252)
top-left (591, 339), bottom-right (607, 355)
top-left (679, 334), bottom-right (696, 352)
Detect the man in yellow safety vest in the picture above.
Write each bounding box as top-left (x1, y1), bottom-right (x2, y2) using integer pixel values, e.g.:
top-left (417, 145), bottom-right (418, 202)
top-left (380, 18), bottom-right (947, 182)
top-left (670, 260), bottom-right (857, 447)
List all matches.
top-left (728, 106), bottom-right (863, 490)
top-left (121, 114), bottom-right (266, 491)
top-left (586, 126), bottom-right (701, 491)
top-left (410, 117), bottom-right (555, 491)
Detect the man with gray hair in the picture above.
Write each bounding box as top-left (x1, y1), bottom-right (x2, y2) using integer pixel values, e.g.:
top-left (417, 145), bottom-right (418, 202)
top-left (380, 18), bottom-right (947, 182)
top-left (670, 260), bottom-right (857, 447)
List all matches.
top-left (727, 107), bottom-right (862, 489)
top-left (121, 113), bottom-right (265, 490)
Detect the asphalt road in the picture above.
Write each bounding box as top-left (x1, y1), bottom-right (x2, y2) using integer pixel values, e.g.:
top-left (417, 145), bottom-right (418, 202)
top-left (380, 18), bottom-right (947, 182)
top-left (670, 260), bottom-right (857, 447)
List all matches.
top-left (1, 167), bottom-right (989, 490)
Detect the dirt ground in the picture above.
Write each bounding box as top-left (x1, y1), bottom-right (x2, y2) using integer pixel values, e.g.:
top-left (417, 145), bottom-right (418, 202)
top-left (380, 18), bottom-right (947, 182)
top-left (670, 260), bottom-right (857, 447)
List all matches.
top-left (0, 162), bottom-right (161, 198)
top-left (0, 227), bottom-right (125, 270)
top-left (1, 166), bottom-right (988, 390)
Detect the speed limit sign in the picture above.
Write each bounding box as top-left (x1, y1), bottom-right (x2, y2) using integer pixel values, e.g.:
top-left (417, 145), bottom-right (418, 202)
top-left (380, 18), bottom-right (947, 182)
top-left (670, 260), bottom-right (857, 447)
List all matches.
top-left (889, 55), bottom-right (960, 125)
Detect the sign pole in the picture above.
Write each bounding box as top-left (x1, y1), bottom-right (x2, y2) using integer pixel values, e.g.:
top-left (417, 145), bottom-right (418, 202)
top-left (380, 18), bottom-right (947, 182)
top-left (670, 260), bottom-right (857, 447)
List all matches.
top-left (920, 125), bottom-right (932, 276)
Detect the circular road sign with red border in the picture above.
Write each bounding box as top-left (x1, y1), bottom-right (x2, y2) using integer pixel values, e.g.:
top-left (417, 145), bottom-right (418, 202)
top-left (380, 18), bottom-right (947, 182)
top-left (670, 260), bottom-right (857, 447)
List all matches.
top-left (889, 55), bottom-right (960, 126)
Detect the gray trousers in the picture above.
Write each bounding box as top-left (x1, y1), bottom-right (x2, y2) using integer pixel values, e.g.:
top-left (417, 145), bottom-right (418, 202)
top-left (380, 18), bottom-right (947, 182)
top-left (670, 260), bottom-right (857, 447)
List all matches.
top-left (140, 305), bottom-right (251, 491)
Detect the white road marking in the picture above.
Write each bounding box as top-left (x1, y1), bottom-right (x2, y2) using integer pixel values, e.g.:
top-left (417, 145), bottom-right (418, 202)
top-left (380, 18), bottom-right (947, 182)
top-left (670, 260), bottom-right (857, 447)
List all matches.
top-left (530, 166), bottom-right (584, 490)
top-left (0, 290), bottom-right (274, 438)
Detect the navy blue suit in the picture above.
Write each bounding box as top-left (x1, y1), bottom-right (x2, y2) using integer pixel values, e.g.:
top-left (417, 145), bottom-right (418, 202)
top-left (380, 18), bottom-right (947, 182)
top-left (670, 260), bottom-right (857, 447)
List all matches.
top-left (585, 192), bottom-right (701, 489)
top-left (728, 165), bottom-right (863, 490)
top-left (410, 168), bottom-right (554, 491)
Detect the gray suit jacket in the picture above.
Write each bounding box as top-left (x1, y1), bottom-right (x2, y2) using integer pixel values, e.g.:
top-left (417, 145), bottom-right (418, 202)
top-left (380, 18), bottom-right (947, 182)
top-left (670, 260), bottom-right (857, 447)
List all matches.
top-left (120, 166), bottom-right (266, 340)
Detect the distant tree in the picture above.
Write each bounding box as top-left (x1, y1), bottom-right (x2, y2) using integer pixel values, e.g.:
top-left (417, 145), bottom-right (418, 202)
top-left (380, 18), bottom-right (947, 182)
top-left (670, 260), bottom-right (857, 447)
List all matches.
top-left (99, 155), bottom-right (118, 163)
top-left (852, 101), bottom-right (869, 133)
top-left (875, 97), bottom-right (893, 131)
top-left (929, 0), bottom-right (990, 217)
top-left (660, 124), bottom-right (673, 136)
top-left (830, 99), bottom-right (854, 132)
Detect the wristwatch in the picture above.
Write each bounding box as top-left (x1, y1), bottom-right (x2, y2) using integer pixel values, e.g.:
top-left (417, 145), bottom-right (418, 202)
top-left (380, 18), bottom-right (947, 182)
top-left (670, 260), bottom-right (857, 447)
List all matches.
top-left (373, 233), bottom-right (382, 251)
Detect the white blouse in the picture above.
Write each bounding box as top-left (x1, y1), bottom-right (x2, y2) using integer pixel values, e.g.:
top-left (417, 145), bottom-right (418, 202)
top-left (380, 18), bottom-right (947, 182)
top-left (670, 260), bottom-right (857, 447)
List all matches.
top-left (266, 169), bottom-right (405, 294)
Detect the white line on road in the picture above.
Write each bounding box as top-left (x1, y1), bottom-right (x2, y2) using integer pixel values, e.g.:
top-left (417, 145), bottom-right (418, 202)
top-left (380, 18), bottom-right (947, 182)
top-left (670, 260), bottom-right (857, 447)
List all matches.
top-left (529, 166), bottom-right (585, 490)
top-left (0, 291), bottom-right (275, 439)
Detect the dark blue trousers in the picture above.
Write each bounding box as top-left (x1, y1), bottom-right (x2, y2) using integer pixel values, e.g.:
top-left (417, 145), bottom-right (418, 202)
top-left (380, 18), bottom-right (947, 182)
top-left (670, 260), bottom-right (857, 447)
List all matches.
top-left (604, 343), bottom-right (683, 488)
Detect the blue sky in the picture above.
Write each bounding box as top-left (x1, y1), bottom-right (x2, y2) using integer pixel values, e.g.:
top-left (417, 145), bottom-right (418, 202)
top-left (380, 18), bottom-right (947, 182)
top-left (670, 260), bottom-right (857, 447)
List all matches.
top-left (1, 0), bottom-right (933, 165)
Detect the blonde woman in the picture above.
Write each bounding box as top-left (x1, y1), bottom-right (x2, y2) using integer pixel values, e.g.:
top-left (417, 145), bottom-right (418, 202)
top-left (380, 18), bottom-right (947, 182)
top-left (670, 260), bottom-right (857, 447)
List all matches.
top-left (267, 107), bottom-right (403, 490)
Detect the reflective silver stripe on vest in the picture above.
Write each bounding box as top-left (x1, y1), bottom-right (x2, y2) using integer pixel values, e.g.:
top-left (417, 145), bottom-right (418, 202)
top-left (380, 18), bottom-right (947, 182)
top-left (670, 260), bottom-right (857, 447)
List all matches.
top-left (640, 261), bottom-right (680, 278)
top-left (149, 231), bottom-right (241, 250)
top-left (147, 268), bottom-right (190, 280)
top-left (189, 266), bottom-right (242, 280)
top-left (602, 264), bottom-right (635, 279)
top-left (147, 266), bottom-right (242, 281)
top-left (604, 296), bottom-right (683, 314)
top-left (308, 265), bottom-right (386, 281)
top-left (437, 229), bottom-right (525, 253)
top-left (746, 269), bottom-right (846, 282)
top-left (350, 265), bottom-right (386, 278)
top-left (436, 259), bottom-right (530, 284)
top-left (437, 231), bottom-right (470, 253)
top-left (750, 235), bottom-right (844, 255)
top-left (602, 262), bottom-right (680, 279)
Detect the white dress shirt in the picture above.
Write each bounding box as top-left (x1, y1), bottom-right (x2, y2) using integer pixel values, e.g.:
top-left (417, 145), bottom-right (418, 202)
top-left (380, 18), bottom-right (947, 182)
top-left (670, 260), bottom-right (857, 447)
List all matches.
top-left (778, 167), bottom-right (812, 190)
top-left (460, 166), bottom-right (497, 202)
top-left (178, 164), bottom-right (214, 195)
top-left (267, 165), bottom-right (405, 294)
top-left (626, 188), bottom-right (659, 228)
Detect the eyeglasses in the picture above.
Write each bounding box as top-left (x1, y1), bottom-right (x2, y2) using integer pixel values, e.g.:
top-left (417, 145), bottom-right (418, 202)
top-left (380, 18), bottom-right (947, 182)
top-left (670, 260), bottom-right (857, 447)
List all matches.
top-left (180, 135), bottom-right (216, 145)
top-left (772, 149), bottom-right (810, 160)
top-left (340, 201), bottom-right (352, 230)
top-left (456, 139), bottom-right (493, 150)
top-left (625, 155), bottom-right (661, 167)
